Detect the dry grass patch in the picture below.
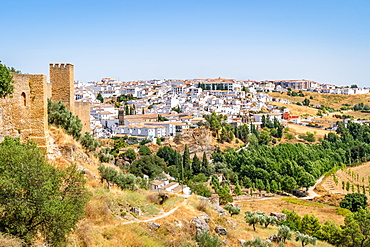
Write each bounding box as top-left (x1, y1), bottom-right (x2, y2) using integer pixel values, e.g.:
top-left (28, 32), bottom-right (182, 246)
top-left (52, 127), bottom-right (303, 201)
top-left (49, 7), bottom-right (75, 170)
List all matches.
top-left (240, 198), bottom-right (344, 226)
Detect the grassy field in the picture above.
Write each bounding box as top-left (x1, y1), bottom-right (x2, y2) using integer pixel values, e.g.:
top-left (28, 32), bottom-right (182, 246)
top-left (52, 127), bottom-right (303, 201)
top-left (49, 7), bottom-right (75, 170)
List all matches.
top-left (268, 91), bottom-right (370, 111)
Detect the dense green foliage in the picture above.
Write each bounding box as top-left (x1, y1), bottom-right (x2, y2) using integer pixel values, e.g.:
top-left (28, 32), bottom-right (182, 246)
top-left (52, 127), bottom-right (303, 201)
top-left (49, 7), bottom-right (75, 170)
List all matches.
top-left (138, 145), bottom-right (151, 155)
top-left (48, 99), bottom-right (83, 139)
top-left (295, 231), bottom-right (317, 247)
top-left (340, 193), bottom-right (368, 212)
top-left (278, 225), bottom-right (292, 243)
top-left (243, 237), bottom-right (272, 247)
top-left (80, 131), bottom-right (100, 151)
top-left (0, 137), bottom-right (88, 245)
top-left (120, 148), bottom-right (137, 163)
top-left (129, 155), bottom-right (167, 178)
top-left (341, 208), bottom-right (370, 247)
top-left (0, 61), bottom-right (14, 98)
top-left (98, 165), bottom-right (141, 190)
top-left (97, 93), bottom-right (104, 103)
top-left (96, 147), bottom-right (114, 163)
top-left (208, 121), bottom-right (370, 193)
top-left (195, 230), bottom-right (222, 247)
top-left (224, 204), bottom-right (241, 216)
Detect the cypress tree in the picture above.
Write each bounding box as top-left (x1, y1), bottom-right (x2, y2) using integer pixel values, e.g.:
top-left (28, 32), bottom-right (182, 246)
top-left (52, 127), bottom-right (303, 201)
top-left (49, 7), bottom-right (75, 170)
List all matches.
top-left (192, 153), bottom-right (201, 175)
top-left (183, 145), bottom-right (192, 178)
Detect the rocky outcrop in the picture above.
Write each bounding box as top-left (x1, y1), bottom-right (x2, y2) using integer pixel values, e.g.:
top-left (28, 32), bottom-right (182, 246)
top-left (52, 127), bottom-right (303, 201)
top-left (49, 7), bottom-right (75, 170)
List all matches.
top-left (267, 234), bottom-right (282, 243)
top-left (191, 217), bottom-right (210, 234)
top-left (212, 204), bottom-right (227, 217)
top-left (270, 212), bottom-right (286, 221)
top-left (148, 222), bottom-right (161, 229)
top-left (130, 207), bottom-right (142, 216)
top-left (200, 212), bottom-right (210, 223)
top-left (215, 226), bottom-right (227, 235)
top-left (238, 239), bottom-right (246, 247)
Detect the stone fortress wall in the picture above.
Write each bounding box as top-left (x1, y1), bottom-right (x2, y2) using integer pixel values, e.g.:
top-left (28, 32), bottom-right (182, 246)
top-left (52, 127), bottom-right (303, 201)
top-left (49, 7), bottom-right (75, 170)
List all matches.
top-left (0, 63), bottom-right (90, 148)
top-left (0, 73), bottom-right (49, 147)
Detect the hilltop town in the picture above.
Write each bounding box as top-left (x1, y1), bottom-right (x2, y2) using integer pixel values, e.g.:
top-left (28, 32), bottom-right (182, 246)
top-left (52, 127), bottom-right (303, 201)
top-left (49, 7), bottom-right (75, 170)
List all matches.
top-left (1, 63), bottom-right (370, 247)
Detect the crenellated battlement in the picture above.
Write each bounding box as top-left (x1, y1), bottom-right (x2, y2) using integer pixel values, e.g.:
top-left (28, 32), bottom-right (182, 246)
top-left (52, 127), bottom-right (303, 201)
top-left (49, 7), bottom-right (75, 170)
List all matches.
top-left (49, 63), bottom-right (73, 69)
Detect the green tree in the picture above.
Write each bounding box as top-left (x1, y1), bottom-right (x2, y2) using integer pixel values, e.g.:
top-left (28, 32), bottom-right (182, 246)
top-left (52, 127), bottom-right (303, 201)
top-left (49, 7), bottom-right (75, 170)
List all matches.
top-left (0, 61), bottom-right (15, 98)
top-left (280, 209), bottom-right (302, 231)
top-left (245, 211), bottom-right (265, 231)
top-left (260, 215), bottom-right (278, 228)
top-left (295, 231), bottom-right (317, 247)
top-left (98, 165), bottom-right (118, 190)
top-left (281, 176), bottom-right (298, 193)
top-left (192, 153), bottom-right (202, 175)
top-left (258, 129), bottom-right (271, 145)
top-left (156, 137), bottom-right (162, 145)
top-left (183, 144), bottom-right (192, 178)
top-left (218, 186), bottom-right (233, 205)
top-left (341, 208), bottom-right (370, 247)
top-left (97, 147), bottom-right (114, 163)
top-left (201, 152), bottom-right (210, 176)
top-left (340, 193), bottom-right (368, 212)
top-left (130, 155), bottom-right (166, 178)
top-left (48, 99), bottom-right (83, 139)
top-left (243, 236), bottom-right (272, 247)
top-left (0, 137), bottom-right (88, 245)
top-left (278, 225), bottom-right (292, 243)
top-left (122, 148), bottom-right (136, 164)
top-left (188, 182), bottom-right (212, 197)
top-left (300, 214), bottom-right (321, 237)
top-left (80, 131), bottom-right (100, 152)
top-left (234, 181), bottom-right (243, 196)
top-left (97, 93), bottom-right (104, 103)
top-left (255, 179), bottom-right (265, 193)
top-left (224, 204), bottom-right (241, 216)
top-left (195, 230), bottom-right (222, 247)
top-left (138, 145), bottom-right (151, 155)
top-left (302, 98), bottom-right (310, 106)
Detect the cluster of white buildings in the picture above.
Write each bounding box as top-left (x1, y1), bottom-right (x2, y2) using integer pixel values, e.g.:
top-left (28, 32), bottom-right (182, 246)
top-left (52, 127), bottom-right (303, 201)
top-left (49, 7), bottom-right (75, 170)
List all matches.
top-left (73, 77), bottom-right (368, 139)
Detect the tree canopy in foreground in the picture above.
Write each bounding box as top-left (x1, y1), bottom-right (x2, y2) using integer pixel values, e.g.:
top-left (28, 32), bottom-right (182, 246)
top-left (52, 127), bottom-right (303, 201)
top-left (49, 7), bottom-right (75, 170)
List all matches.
top-left (0, 137), bottom-right (88, 245)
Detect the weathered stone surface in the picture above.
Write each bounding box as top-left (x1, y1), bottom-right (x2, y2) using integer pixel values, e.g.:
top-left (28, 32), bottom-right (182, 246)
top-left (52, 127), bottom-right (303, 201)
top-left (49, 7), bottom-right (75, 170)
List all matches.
top-left (191, 217), bottom-right (209, 234)
top-left (130, 207), bottom-right (142, 216)
top-left (267, 234), bottom-right (282, 243)
top-left (212, 204), bottom-right (227, 217)
top-left (215, 226), bottom-right (227, 235)
top-left (200, 212), bottom-right (210, 223)
top-left (238, 239), bottom-right (246, 247)
top-left (147, 222), bottom-right (161, 229)
top-left (230, 203), bottom-right (241, 209)
top-left (270, 212), bottom-right (286, 221)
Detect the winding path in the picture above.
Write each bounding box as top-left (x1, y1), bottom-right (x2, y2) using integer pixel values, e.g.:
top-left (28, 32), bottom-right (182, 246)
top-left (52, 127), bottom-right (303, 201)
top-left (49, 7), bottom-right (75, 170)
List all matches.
top-left (300, 175), bottom-right (324, 200)
top-left (121, 205), bottom-right (181, 225)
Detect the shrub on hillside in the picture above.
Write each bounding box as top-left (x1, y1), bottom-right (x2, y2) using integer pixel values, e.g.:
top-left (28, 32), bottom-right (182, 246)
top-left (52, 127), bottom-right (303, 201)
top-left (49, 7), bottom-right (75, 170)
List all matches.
top-left (80, 131), bottom-right (100, 151)
top-left (48, 99), bottom-right (82, 139)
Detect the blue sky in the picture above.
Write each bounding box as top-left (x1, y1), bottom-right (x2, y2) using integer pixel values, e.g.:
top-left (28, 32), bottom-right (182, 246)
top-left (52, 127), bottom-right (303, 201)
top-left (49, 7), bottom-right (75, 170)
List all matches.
top-left (1, 0), bottom-right (370, 86)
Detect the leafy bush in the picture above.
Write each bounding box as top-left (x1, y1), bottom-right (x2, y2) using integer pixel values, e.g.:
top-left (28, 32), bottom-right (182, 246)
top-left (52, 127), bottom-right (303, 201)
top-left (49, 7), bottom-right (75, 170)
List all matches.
top-left (97, 147), bottom-right (114, 163)
top-left (195, 231), bottom-right (222, 247)
top-left (224, 204), bottom-right (241, 216)
top-left (0, 61), bottom-right (14, 98)
top-left (48, 99), bottom-right (82, 139)
top-left (80, 131), bottom-right (100, 151)
top-left (340, 193), bottom-right (368, 212)
top-left (0, 137), bottom-right (88, 245)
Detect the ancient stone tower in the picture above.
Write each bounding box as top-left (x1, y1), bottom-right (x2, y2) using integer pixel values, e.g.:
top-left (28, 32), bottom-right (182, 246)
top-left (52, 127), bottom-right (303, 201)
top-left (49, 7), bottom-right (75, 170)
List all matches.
top-left (50, 63), bottom-right (75, 112)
